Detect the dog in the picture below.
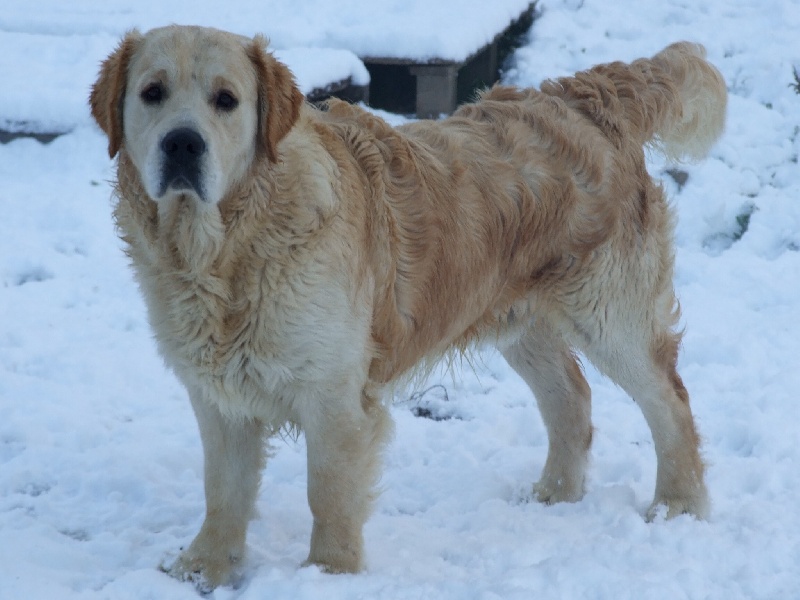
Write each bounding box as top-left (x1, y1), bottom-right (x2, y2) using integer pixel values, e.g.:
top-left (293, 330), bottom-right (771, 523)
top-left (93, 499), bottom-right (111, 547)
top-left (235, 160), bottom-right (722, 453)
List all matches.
top-left (90, 25), bottom-right (726, 590)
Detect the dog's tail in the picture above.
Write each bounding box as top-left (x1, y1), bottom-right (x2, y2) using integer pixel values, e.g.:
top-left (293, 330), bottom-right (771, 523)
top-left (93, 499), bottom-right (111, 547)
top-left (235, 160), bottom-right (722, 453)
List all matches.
top-left (541, 42), bottom-right (727, 161)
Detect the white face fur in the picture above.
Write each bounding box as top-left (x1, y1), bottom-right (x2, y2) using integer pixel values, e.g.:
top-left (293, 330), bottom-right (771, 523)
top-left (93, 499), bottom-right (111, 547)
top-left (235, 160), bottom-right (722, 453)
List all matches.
top-left (122, 28), bottom-right (260, 206)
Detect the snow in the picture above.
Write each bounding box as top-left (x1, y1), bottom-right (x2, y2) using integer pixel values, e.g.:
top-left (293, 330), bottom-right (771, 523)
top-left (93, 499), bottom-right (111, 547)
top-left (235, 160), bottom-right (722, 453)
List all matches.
top-left (0, 31), bottom-right (368, 135)
top-left (2, 0), bottom-right (800, 598)
top-left (2, 0), bottom-right (532, 62)
top-left (1, 0), bottom-right (532, 133)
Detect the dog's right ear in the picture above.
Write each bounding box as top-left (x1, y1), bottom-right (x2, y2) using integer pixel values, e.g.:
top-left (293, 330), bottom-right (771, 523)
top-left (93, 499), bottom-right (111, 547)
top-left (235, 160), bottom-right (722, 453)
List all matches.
top-left (90, 31), bottom-right (142, 158)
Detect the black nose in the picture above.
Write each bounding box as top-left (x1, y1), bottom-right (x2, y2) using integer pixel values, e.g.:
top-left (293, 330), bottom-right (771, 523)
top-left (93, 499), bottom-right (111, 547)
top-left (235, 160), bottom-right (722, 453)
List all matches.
top-left (161, 127), bottom-right (206, 160)
top-left (159, 128), bottom-right (206, 199)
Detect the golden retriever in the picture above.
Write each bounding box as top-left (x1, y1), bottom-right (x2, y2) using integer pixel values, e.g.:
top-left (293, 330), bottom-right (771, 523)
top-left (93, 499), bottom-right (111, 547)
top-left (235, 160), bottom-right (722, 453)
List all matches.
top-left (90, 25), bottom-right (726, 590)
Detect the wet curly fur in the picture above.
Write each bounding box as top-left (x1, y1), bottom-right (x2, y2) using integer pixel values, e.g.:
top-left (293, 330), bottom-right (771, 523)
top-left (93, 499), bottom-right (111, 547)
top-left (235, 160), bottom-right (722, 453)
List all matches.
top-left (91, 26), bottom-right (726, 589)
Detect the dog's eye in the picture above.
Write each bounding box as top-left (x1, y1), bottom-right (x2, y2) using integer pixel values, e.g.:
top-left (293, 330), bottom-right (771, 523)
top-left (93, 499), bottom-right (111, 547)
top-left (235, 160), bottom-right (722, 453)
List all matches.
top-left (214, 90), bottom-right (239, 112)
top-left (141, 83), bottom-right (164, 105)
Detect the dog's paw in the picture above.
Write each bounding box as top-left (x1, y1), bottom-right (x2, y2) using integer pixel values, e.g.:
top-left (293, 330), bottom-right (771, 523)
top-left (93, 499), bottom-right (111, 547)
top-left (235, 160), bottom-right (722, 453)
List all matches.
top-left (533, 477), bottom-right (585, 505)
top-left (302, 550), bottom-right (363, 575)
top-left (646, 493), bottom-right (710, 522)
top-left (304, 525), bottom-right (364, 575)
top-left (161, 546), bottom-right (243, 593)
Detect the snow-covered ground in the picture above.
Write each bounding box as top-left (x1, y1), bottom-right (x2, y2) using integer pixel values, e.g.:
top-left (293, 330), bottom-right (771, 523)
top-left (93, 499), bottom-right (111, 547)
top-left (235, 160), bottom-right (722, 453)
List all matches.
top-left (2, 0), bottom-right (800, 598)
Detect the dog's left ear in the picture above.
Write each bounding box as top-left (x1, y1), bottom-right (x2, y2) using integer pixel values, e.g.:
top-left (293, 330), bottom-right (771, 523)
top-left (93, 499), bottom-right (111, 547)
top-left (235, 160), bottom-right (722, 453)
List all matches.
top-left (90, 30), bottom-right (142, 158)
top-left (247, 36), bottom-right (304, 164)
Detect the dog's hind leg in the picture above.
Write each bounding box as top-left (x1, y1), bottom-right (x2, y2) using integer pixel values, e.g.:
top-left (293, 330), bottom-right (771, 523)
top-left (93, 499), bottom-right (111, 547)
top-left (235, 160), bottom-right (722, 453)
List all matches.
top-left (575, 291), bottom-right (708, 520)
top-left (500, 319), bottom-right (593, 504)
top-left (643, 326), bottom-right (708, 520)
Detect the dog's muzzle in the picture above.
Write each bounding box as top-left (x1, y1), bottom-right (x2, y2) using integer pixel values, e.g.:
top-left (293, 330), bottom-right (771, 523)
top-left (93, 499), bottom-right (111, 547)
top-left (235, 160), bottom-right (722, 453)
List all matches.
top-left (159, 127), bottom-right (207, 200)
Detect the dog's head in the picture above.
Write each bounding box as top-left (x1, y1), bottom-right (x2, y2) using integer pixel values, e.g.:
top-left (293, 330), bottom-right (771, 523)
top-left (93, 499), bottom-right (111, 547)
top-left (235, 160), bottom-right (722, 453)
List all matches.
top-left (90, 26), bottom-right (304, 205)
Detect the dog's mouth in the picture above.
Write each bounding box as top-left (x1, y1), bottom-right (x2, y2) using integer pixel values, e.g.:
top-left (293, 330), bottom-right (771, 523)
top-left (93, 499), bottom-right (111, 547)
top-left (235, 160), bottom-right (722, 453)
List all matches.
top-left (160, 165), bottom-right (206, 201)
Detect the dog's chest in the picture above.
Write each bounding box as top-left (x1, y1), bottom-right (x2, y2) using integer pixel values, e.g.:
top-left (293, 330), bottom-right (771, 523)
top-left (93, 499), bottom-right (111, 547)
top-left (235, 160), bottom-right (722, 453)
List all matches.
top-left (144, 254), bottom-right (362, 419)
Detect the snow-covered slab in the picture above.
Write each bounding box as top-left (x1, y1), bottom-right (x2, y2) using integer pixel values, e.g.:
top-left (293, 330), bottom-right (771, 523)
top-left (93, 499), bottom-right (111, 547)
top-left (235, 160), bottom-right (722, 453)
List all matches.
top-left (0, 31), bottom-right (368, 136)
top-left (274, 47), bottom-right (369, 99)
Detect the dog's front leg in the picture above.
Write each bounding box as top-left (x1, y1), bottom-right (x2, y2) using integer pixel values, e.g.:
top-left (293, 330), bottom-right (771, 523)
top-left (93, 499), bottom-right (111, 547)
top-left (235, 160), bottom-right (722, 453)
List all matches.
top-left (167, 388), bottom-right (265, 591)
top-left (300, 387), bottom-right (391, 573)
